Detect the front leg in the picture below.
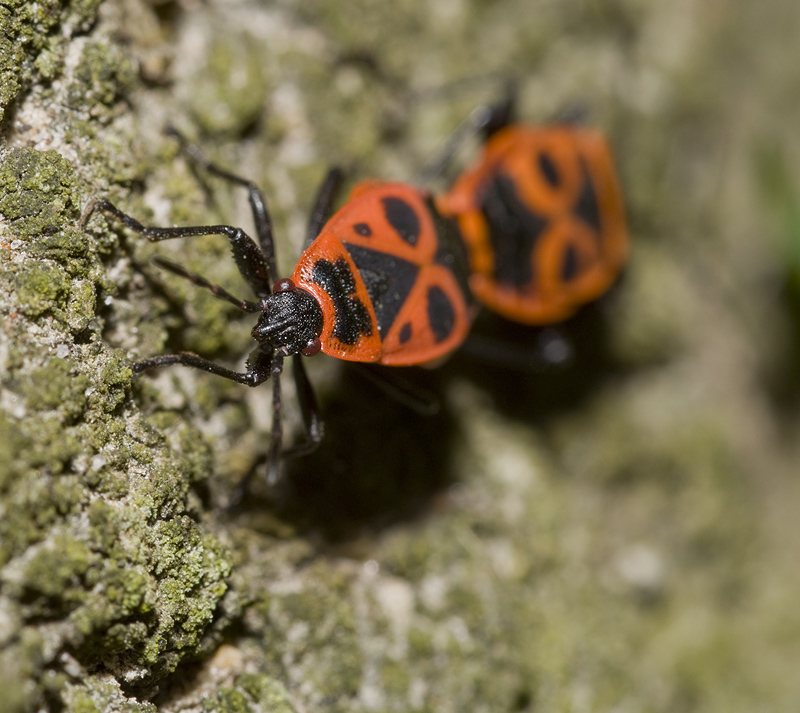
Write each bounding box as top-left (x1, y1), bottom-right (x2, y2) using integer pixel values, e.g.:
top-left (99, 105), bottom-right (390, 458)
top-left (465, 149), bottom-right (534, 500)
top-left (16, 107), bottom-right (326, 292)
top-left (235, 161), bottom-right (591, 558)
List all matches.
top-left (133, 347), bottom-right (274, 387)
top-left (81, 198), bottom-right (273, 299)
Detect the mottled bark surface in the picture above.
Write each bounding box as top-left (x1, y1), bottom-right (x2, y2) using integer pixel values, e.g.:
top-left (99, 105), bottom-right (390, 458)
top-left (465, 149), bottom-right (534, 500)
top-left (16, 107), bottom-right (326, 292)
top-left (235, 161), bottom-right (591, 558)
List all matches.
top-left (1, 0), bottom-right (800, 711)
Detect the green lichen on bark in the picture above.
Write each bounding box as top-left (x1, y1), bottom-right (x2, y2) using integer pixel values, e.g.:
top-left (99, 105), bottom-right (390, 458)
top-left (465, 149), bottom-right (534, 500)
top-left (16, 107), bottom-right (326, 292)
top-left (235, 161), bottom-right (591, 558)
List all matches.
top-left (67, 40), bottom-right (137, 116)
top-left (0, 6), bottom-right (235, 712)
top-left (0, 147), bottom-right (80, 237)
top-left (62, 675), bottom-right (158, 713)
top-left (198, 674), bottom-right (299, 713)
top-left (0, 0), bottom-right (104, 125)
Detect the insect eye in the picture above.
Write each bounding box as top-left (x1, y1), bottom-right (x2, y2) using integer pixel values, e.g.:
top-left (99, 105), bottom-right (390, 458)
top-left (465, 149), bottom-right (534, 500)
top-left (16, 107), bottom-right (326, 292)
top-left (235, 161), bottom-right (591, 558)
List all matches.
top-left (301, 338), bottom-right (322, 357)
top-left (273, 277), bottom-right (295, 293)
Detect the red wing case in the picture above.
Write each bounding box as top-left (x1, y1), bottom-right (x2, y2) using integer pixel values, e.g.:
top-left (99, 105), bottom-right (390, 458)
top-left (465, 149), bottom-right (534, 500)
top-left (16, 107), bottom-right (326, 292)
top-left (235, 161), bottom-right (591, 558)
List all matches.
top-left (438, 125), bottom-right (628, 324)
top-left (293, 182), bottom-right (474, 365)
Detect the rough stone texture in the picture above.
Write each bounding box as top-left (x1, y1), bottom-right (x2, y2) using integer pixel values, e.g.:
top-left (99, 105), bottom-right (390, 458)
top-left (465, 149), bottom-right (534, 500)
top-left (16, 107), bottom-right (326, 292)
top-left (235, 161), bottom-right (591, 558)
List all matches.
top-left (1, 0), bottom-right (800, 711)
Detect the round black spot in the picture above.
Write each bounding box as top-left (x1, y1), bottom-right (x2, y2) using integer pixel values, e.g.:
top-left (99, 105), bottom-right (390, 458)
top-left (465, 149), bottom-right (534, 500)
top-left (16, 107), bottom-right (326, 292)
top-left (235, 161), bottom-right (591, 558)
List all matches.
top-left (427, 286), bottom-right (455, 343)
top-left (537, 152), bottom-right (560, 187)
top-left (354, 222), bottom-right (372, 237)
top-left (399, 322), bottom-right (412, 344)
top-left (382, 196), bottom-right (420, 246)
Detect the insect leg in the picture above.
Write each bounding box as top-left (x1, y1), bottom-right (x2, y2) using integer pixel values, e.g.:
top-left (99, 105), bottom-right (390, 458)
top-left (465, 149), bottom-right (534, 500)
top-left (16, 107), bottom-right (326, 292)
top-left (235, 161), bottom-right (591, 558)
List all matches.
top-left (83, 198), bottom-right (273, 299)
top-left (265, 351), bottom-right (286, 486)
top-left (166, 127), bottom-right (278, 287)
top-left (281, 353), bottom-right (324, 458)
top-left (481, 81), bottom-right (517, 138)
top-left (416, 82), bottom-right (518, 184)
top-left (132, 346), bottom-right (274, 386)
top-left (304, 167), bottom-right (345, 249)
top-left (151, 257), bottom-right (263, 312)
top-left (460, 329), bottom-right (574, 371)
top-left (356, 363), bottom-right (440, 416)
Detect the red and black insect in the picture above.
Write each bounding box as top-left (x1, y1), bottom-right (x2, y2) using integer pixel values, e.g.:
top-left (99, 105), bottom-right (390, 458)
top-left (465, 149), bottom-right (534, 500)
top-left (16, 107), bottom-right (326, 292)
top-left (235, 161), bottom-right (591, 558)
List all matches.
top-left (82, 129), bottom-right (474, 483)
top-left (435, 97), bottom-right (628, 325)
top-left (83, 92), bottom-right (627, 486)
top-left (288, 179), bottom-right (474, 366)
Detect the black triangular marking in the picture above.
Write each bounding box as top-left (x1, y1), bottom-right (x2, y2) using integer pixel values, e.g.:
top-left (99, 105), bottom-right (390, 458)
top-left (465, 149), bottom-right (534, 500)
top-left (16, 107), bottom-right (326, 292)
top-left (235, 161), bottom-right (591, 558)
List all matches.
top-left (343, 242), bottom-right (420, 337)
top-left (428, 196), bottom-right (474, 308)
top-left (481, 172), bottom-right (548, 290)
top-left (311, 258), bottom-right (372, 345)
